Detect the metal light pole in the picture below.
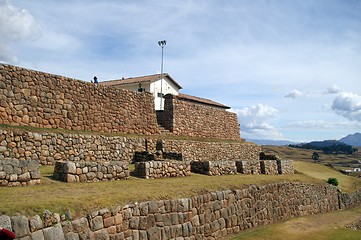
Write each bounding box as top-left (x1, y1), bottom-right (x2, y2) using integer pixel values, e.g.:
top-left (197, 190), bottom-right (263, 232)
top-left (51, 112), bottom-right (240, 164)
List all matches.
top-left (158, 40), bottom-right (166, 110)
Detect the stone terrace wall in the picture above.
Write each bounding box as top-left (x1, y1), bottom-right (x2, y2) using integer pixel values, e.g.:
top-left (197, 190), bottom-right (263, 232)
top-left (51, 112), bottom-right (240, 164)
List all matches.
top-left (1, 182), bottom-right (358, 240)
top-left (0, 159), bottom-right (40, 186)
top-left (134, 160), bottom-right (191, 179)
top-left (0, 129), bottom-right (151, 165)
top-left (158, 94), bottom-right (241, 140)
top-left (0, 128), bottom-right (260, 165)
top-left (191, 161), bottom-right (237, 176)
top-left (160, 139), bottom-right (260, 162)
top-left (192, 160), bottom-right (294, 176)
top-left (53, 161), bottom-right (129, 182)
top-left (0, 64), bottom-right (159, 135)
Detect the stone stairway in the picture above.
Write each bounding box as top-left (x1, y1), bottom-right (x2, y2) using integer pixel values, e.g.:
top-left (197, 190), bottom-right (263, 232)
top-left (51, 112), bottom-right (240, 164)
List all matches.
top-left (157, 124), bottom-right (172, 135)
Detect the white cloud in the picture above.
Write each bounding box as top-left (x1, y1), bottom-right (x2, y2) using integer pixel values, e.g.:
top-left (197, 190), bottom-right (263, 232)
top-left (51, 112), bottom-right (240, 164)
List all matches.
top-left (233, 104), bottom-right (284, 140)
top-left (332, 92), bottom-right (361, 121)
top-left (285, 89), bottom-right (304, 98)
top-left (0, 0), bottom-right (41, 63)
top-left (285, 119), bottom-right (361, 129)
top-left (324, 84), bottom-right (341, 94)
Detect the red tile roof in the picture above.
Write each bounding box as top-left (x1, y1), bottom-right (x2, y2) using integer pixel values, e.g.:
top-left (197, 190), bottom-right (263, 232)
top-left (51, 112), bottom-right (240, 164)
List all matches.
top-left (176, 93), bottom-right (230, 109)
top-left (99, 73), bottom-right (182, 89)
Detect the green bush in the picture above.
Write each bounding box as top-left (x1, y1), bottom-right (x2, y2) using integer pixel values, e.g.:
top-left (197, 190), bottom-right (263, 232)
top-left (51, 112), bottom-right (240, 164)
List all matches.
top-left (327, 177), bottom-right (339, 186)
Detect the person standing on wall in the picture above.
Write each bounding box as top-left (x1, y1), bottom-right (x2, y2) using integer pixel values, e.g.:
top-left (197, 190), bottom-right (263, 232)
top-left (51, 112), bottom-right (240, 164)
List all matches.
top-left (0, 227), bottom-right (16, 239)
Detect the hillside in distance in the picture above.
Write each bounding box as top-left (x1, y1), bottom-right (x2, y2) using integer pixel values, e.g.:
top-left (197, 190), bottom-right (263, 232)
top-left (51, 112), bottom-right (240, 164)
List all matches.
top-left (247, 132), bottom-right (361, 147)
top-left (246, 139), bottom-right (297, 146)
top-left (340, 133), bottom-right (361, 146)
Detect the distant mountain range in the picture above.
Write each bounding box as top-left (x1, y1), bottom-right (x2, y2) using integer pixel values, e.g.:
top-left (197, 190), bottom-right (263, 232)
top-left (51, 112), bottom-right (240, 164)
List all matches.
top-left (246, 132), bottom-right (361, 146)
top-left (245, 139), bottom-right (298, 146)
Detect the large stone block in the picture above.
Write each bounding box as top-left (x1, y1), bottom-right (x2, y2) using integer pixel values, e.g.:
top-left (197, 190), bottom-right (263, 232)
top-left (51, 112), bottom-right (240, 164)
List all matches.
top-left (0, 215), bottom-right (12, 230)
top-left (11, 215), bottom-right (30, 238)
top-left (43, 224), bottom-right (65, 240)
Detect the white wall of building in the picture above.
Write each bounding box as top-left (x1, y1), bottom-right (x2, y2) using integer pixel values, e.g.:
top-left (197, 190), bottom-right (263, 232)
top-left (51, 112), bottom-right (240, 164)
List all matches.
top-left (152, 78), bottom-right (179, 110)
top-left (111, 78), bottom-right (179, 110)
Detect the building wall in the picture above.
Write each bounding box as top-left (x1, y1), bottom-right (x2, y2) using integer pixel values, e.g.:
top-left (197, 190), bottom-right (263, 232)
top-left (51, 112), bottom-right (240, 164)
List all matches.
top-left (158, 94), bottom-right (241, 140)
top-left (1, 182), bottom-right (360, 240)
top-left (151, 79), bottom-right (179, 111)
top-left (0, 64), bottom-right (159, 135)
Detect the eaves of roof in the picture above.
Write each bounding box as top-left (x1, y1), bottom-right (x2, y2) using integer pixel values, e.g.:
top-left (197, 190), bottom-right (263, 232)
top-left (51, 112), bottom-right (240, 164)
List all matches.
top-left (176, 93), bottom-right (230, 109)
top-left (99, 73), bottom-right (182, 89)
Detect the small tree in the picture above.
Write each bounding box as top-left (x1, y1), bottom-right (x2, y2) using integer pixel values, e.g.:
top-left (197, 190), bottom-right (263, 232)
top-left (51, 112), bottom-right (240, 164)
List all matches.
top-left (312, 152), bottom-right (320, 162)
top-left (327, 177), bottom-right (339, 186)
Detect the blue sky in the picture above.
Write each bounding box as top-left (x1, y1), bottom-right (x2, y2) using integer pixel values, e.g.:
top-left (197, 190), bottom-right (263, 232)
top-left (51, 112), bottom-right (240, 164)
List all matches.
top-left (1, 0), bottom-right (361, 142)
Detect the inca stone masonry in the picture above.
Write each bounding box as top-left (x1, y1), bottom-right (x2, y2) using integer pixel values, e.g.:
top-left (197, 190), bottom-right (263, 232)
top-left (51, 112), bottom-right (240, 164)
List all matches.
top-left (1, 64), bottom-right (360, 239)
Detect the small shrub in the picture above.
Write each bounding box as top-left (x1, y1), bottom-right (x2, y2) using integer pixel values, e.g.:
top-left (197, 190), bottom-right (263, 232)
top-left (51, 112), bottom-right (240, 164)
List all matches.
top-left (327, 177), bottom-right (339, 186)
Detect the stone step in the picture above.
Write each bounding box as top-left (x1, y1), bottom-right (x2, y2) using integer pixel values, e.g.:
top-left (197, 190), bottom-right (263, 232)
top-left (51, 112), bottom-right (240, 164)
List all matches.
top-left (157, 125), bottom-right (172, 135)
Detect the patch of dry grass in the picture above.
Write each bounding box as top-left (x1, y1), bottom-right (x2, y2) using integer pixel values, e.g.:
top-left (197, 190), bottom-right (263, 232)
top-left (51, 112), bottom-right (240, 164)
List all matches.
top-left (261, 145), bottom-right (361, 164)
top-left (1, 164), bottom-right (320, 217)
top-left (262, 145), bottom-right (361, 192)
top-left (294, 161), bottom-right (361, 192)
top-left (228, 206), bottom-right (361, 240)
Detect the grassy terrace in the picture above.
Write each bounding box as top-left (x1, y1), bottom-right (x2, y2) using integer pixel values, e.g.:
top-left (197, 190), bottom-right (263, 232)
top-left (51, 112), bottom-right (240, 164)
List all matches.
top-left (1, 160), bottom-right (360, 218)
top-left (228, 205), bottom-right (361, 240)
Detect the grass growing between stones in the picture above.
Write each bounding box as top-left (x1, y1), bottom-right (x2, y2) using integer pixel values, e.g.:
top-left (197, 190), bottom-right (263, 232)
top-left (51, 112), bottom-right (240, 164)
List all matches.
top-left (228, 205), bottom-right (361, 240)
top-left (1, 160), bottom-right (360, 218)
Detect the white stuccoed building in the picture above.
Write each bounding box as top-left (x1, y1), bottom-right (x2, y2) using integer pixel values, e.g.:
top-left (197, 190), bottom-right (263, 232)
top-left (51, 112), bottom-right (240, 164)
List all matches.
top-left (100, 73), bottom-right (182, 110)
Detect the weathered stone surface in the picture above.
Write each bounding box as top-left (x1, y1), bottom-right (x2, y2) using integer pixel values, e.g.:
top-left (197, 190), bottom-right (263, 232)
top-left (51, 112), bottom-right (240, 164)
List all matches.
top-left (54, 161), bottom-right (129, 183)
top-left (236, 160), bottom-right (261, 174)
top-left (43, 224), bottom-right (65, 240)
top-left (89, 216), bottom-right (103, 231)
top-left (135, 161), bottom-right (191, 179)
top-left (65, 232), bottom-right (80, 240)
top-left (0, 129), bottom-right (260, 165)
top-left (147, 227), bottom-right (161, 240)
top-left (11, 215), bottom-right (30, 238)
top-left (1, 182), bottom-right (361, 239)
top-left (260, 160), bottom-right (278, 175)
top-left (29, 215), bottom-right (44, 232)
top-left (0, 64), bottom-right (160, 136)
top-left (158, 94), bottom-right (241, 140)
top-left (0, 159), bottom-right (40, 186)
top-left (31, 229), bottom-right (45, 240)
top-left (277, 160), bottom-right (294, 174)
top-left (191, 160), bottom-right (237, 175)
top-left (71, 217), bottom-right (89, 233)
top-left (0, 215), bottom-right (12, 232)
top-left (93, 229), bottom-right (109, 240)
